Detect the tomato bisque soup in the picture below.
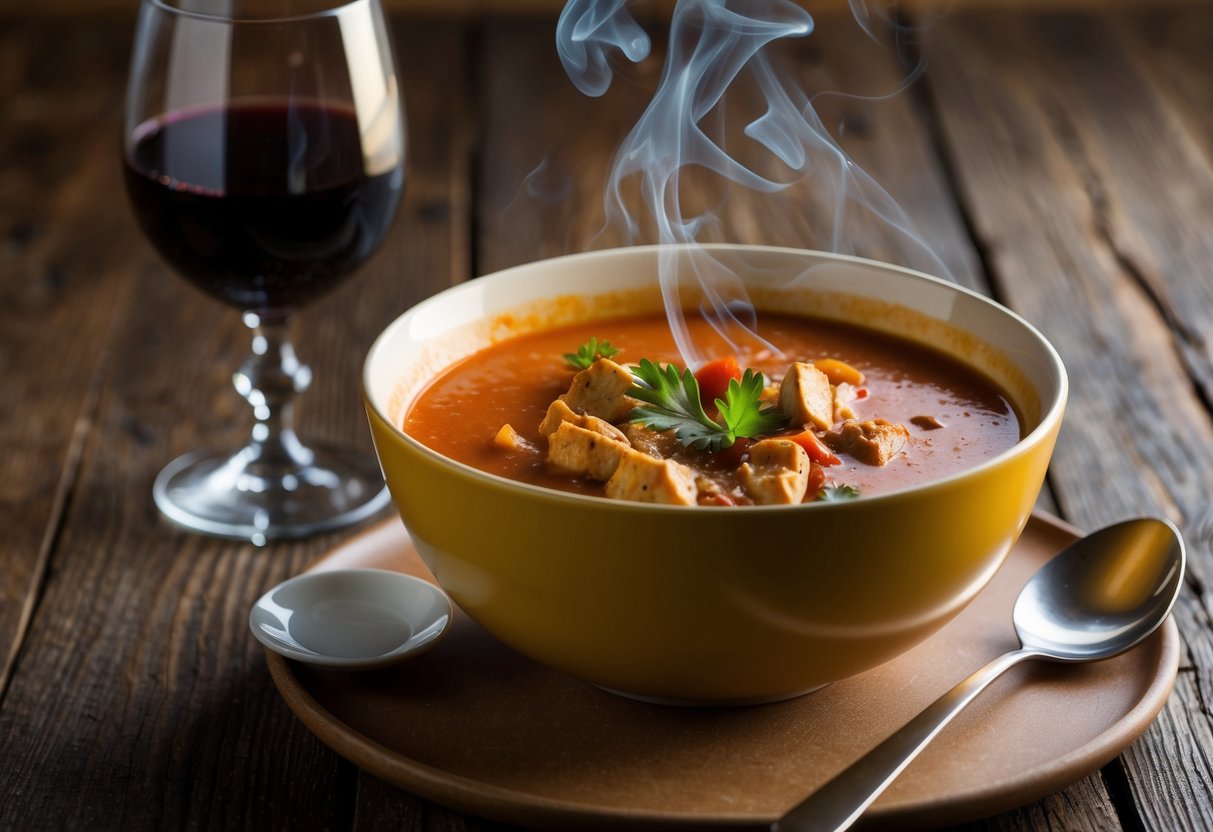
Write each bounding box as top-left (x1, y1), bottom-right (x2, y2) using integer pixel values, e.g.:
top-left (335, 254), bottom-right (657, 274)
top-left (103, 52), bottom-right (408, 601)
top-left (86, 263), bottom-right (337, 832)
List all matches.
top-left (403, 311), bottom-right (1021, 507)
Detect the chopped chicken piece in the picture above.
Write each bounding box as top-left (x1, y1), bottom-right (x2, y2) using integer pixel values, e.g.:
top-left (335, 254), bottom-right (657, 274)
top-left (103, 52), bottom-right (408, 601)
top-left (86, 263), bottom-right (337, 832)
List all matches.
top-left (493, 424), bottom-right (534, 452)
top-left (604, 450), bottom-right (698, 505)
top-left (583, 415), bottom-right (629, 443)
top-left (737, 439), bottom-right (810, 505)
top-left (560, 358), bottom-right (636, 423)
top-left (620, 422), bottom-right (680, 459)
top-left (780, 362), bottom-right (834, 430)
top-left (833, 382), bottom-right (859, 422)
top-left (539, 399), bottom-right (581, 437)
top-left (824, 419), bottom-right (910, 466)
top-left (539, 398), bottom-right (629, 443)
top-left (910, 414), bottom-right (945, 430)
top-left (546, 421), bottom-right (631, 481)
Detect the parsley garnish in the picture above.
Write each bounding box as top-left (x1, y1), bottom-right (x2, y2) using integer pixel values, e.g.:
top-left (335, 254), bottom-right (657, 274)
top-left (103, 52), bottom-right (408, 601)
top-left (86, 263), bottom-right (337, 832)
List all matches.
top-left (564, 338), bottom-right (621, 370)
top-left (628, 359), bottom-right (786, 452)
top-left (818, 484), bottom-right (860, 502)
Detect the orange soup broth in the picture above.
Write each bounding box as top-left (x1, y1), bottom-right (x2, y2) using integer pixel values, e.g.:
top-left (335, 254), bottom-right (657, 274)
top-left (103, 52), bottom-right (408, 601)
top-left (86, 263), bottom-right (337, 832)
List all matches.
top-left (404, 312), bottom-right (1021, 501)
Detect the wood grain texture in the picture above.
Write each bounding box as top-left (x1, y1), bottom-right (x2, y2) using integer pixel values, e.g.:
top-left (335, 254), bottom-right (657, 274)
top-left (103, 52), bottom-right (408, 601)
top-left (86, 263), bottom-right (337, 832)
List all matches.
top-left (921, 9), bottom-right (1213, 831)
top-left (1122, 671), bottom-right (1213, 831)
top-left (1107, 8), bottom-right (1213, 410)
top-left (474, 17), bottom-right (648, 272)
top-left (0, 17), bottom-right (136, 702)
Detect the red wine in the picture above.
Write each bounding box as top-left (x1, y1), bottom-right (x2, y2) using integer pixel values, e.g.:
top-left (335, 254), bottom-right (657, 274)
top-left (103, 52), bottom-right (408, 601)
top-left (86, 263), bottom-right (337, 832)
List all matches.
top-left (124, 101), bottom-right (403, 318)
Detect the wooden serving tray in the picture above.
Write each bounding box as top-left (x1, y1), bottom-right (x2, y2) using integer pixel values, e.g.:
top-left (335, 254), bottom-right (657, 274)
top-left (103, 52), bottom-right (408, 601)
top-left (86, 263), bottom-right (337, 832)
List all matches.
top-left (265, 512), bottom-right (1179, 830)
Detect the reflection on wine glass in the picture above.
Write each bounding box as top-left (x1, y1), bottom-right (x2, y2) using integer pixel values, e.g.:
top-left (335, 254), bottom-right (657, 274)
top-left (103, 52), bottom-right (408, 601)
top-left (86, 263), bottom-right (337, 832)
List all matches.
top-left (123, 0), bottom-right (406, 543)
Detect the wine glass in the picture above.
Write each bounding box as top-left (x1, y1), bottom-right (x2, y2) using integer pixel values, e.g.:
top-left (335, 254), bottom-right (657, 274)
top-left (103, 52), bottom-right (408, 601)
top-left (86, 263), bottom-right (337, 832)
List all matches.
top-left (123, 0), bottom-right (406, 543)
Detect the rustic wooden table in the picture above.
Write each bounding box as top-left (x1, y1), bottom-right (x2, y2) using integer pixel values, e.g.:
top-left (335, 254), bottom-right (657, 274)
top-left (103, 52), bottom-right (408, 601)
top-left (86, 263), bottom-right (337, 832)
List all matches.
top-left (2, 5), bottom-right (1211, 830)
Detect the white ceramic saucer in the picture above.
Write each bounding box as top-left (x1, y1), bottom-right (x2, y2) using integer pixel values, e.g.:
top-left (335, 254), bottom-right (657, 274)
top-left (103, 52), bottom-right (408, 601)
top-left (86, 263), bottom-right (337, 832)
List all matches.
top-left (249, 568), bottom-right (452, 669)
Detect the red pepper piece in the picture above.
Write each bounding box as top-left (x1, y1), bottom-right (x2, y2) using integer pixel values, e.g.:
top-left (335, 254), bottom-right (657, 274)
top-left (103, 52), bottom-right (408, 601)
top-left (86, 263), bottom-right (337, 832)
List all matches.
top-left (715, 436), bottom-right (753, 469)
top-left (694, 356), bottom-right (743, 407)
top-left (787, 429), bottom-right (841, 466)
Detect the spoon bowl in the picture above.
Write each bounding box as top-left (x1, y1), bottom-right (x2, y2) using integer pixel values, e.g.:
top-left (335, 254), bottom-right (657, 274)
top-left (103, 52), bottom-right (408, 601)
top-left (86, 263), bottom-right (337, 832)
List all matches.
top-left (250, 568), bottom-right (453, 669)
top-left (777, 517), bottom-right (1185, 832)
top-left (1014, 518), bottom-right (1185, 662)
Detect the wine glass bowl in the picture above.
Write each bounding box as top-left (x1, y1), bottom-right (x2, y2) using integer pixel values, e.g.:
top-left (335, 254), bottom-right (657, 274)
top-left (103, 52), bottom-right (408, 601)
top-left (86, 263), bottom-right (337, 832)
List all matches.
top-left (123, 0), bottom-right (405, 542)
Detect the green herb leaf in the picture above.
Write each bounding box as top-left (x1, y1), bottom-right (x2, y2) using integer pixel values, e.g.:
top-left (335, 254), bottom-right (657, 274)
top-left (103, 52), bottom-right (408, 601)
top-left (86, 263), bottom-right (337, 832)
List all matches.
top-left (628, 359), bottom-right (727, 450)
top-left (564, 338), bottom-right (621, 371)
top-left (817, 483), bottom-right (861, 502)
top-left (716, 370), bottom-right (787, 439)
top-left (628, 359), bottom-right (784, 452)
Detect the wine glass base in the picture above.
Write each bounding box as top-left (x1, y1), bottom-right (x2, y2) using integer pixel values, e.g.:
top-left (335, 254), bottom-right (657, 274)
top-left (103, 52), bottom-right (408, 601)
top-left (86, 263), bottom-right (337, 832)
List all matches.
top-left (153, 446), bottom-right (391, 544)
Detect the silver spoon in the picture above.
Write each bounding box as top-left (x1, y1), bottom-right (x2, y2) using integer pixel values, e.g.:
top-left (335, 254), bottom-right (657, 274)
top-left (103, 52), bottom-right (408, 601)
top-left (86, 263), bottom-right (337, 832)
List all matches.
top-left (775, 517), bottom-right (1185, 832)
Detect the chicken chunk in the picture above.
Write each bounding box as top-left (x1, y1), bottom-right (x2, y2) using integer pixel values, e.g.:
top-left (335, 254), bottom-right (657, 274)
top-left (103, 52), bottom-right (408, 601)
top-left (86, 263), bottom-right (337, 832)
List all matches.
top-left (737, 439), bottom-right (811, 505)
top-left (539, 399), bottom-right (581, 437)
top-left (546, 421), bottom-right (631, 481)
top-left (910, 414), bottom-right (945, 431)
top-left (619, 422), bottom-right (680, 459)
top-left (560, 358), bottom-right (636, 423)
top-left (539, 398), bottom-right (628, 443)
top-left (780, 362), bottom-right (834, 430)
top-left (824, 419), bottom-right (910, 466)
top-left (604, 450), bottom-right (698, 506)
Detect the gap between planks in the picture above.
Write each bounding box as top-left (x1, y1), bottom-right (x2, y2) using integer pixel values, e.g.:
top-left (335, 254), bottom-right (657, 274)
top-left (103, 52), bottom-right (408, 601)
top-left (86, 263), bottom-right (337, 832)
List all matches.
top-left (0, 355), bottom-right (108, 704)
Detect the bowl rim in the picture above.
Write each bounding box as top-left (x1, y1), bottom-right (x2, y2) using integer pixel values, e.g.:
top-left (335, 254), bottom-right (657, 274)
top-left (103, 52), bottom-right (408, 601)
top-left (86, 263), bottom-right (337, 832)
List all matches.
top-left (363, 243), bottom-right (1069, 512)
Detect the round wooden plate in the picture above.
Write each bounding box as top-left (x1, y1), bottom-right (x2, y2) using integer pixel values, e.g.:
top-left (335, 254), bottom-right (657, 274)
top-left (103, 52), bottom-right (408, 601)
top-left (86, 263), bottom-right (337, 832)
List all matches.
top-left (265, 512), bottom-right (1179, 830)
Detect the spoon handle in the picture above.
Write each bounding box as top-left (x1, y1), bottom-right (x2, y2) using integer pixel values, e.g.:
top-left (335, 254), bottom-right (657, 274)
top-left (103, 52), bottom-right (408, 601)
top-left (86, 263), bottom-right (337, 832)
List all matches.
top-left (773, 647), bottom-right (1040, 832)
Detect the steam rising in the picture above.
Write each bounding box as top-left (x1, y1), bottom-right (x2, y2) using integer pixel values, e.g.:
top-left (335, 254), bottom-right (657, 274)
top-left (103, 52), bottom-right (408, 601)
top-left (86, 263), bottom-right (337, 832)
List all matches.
top-left (556, 0), bottom-right (948, 367)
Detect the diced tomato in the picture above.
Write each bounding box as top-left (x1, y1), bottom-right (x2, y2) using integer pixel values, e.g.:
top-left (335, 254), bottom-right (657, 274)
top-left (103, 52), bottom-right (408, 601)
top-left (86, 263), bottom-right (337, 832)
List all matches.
top-left (807, 462), bottom-right (827, 495)
top-left (787, 429), bottom-right (841, 466)
top-left (695, 356), bottom-right (742, 406)
top-left (716, 436), bottom-right (752, 469)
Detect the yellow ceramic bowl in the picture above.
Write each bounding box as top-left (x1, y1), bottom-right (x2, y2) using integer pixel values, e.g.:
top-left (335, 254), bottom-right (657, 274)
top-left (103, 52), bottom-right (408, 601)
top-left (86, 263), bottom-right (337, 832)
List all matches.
top-left (363, 245), bottom-right (1067, 705)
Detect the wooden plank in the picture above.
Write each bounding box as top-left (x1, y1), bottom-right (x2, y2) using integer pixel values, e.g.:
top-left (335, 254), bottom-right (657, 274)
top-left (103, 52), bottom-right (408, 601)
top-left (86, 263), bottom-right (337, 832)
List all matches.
top-left (352, 773), bottom-right (494, 830)
top-left (1035, 11), bottom-right (1213, 417)
top-left (954, 775), bottom-right (1122, 832)
top-left (1117, 7), bottom-right (1213, 166)
top-left (474, 17), bottom-right (642, 273)
top-left (1121, 671), bottom-right (1213, 831)
top-left (476, 13), bottom-right (982, 286)
top-left (731, 12), bottom-right (988, 289)
top-left (0, 18), bottom-right (136, 700)
top-left (0, 19), bottom-right (469, 829)
top-left (921, 10), bottom-right (1213, 831)
top-left (1109, 7), bottom-right (1213, 409)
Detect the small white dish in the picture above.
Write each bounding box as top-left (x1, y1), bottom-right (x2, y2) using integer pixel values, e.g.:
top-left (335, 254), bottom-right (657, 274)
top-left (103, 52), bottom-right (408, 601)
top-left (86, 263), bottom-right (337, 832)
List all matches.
top-left (249, 568), bottom-right (452, 669)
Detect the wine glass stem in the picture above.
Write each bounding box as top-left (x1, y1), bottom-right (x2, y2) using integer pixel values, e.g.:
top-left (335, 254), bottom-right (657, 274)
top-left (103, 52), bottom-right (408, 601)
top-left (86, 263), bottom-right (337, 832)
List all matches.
top-left (233, 311), bottom-right (315, 473)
